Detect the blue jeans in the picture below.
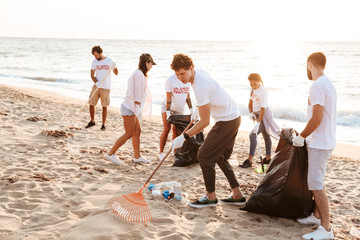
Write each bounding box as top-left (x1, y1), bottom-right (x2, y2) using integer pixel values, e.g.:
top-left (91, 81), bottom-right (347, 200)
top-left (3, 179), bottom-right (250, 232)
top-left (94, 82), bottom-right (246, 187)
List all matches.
top-left (249, 121), bottom-right (272, 157)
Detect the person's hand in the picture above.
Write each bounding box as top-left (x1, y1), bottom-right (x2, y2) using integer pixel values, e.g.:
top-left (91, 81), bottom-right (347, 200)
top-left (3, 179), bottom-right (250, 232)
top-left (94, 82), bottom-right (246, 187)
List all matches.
top-left (253, 122), bottom-right (260, 133)
top-left (95, 82), bottom-right (102, 88)
top-left (249, 112), bottom-right (256, 122)
top-left (166, 110), bottom-right (173, 120)
top-left (190, 107), bottom-right (199, 122)
top-left (293, 134), bottom-right (305, 147)
top-left (172, 134), bottom-right (185, 150)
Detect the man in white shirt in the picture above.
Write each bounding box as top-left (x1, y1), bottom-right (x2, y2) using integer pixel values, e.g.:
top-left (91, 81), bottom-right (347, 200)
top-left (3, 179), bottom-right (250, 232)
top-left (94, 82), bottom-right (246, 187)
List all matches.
top-left (86, 46), bottom-right (118, 130)
top-left (171, 53), bottom-right (246, 208)
top-left (293, 52), bottom-right (337, 240)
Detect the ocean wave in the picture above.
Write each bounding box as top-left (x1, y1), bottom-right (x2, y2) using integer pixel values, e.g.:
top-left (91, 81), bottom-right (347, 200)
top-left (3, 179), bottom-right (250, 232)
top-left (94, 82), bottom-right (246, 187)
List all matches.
top-left (0, 73), bottom-right (77, 83)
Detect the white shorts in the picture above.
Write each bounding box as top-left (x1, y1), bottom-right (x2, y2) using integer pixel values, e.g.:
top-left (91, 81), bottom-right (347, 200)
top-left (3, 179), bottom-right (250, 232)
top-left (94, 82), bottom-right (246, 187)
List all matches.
top-left (307, 147), bottom-right (333, 191)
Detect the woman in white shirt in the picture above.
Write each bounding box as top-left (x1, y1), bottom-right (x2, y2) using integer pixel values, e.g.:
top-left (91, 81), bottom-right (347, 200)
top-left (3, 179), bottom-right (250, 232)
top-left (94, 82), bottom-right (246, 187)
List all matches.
top-left (105, 53), bottom-right (156, 165)
top-left (158, 75), bottom-right (193, 160)
top-left (240, 73), bottom-right (280, 168)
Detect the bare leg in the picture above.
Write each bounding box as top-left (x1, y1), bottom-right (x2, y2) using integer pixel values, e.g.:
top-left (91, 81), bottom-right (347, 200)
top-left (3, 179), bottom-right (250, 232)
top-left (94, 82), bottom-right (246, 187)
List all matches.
top-left (206, 191), bottom-right (217, 201)
top-left (232, 186), bottom-right (244, 199)
top-left (312, 189), bottom-right (331, 231)
top-left (102, 107), bottom-right (107, 126)
top-left (159, 112), bottom-right (171, 153)
top-left (108, 115), bottom-right (136, 155)
top-left (89, 105), bottom-right (95, 122)
top-left (132, 117), bottom-right (141, 159)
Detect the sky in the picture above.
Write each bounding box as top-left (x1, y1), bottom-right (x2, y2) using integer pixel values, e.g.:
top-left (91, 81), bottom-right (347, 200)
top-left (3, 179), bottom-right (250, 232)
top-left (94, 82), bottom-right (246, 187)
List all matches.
top-left (0, 0), bottom-right (360, 41)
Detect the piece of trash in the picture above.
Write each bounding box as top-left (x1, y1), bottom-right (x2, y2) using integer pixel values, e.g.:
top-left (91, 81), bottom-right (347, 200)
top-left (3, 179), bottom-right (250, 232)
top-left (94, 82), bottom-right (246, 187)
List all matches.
top-left (254, 165), bottom-right (267, 174)
top-left (30, 173), bottom-right (51, 182)
top-left (0, 112), bottom-right (8, 116)
top-left (94, 168), bottom-right (108, 173)
top-left (350, 227), bottom-right (360, 238)
top-left (41, 130), bottom-right (74, 138)
top-left (80, 166), bottom-right (90, 170)
top-left (27, 116), bottom-right (47, 122)
top-left (68, 126), bottom-right (81, 130)
top-left (148, 181), bottom-right (182, 201)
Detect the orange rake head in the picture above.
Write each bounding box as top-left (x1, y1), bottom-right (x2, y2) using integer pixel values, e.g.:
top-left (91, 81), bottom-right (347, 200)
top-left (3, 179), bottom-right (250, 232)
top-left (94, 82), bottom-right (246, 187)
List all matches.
top-left (108, 192), bottom-right (152, 224)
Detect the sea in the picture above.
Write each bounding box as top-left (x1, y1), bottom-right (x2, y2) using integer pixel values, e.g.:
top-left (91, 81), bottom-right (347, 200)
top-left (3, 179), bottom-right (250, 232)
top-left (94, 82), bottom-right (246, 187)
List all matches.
top-left (1, 37), bottom-right (360, 145)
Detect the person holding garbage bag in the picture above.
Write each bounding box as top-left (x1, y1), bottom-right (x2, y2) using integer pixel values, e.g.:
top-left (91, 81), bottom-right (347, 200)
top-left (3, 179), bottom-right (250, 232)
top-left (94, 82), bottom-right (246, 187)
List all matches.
top-left (240, 73), bottom-right (280, 168)
top-left (170, 53), bottom-right (246, 208)
top-left (294, 52), bottom-right (337, 240)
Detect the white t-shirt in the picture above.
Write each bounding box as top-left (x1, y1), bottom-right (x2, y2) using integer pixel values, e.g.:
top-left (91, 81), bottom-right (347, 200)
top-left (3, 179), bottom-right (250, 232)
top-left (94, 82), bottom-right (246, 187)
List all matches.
top-left (192, 69), bottom-right (240, 122)
top-left (250, 85), bottom-right (268, 113)
top-left (91, 57), bottom-right (116, 89)
top-left (162, 74), bottom-right (191, 114)
top-left (306, 75), bottom-right (337, 150)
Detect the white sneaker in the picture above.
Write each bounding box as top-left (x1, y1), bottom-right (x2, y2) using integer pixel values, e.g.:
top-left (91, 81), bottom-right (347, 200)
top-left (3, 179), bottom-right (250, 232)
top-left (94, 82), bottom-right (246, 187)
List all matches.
top-left (133, 156), bottom-right (151, 164)
top-left (105, 154), bottom-right (123, 165)
top-left (158, 152), bottom-right (165, 161)
top-left (302, 225), bottom-right (334, 240)
top-left (297, 213), bottom-right (321, 225)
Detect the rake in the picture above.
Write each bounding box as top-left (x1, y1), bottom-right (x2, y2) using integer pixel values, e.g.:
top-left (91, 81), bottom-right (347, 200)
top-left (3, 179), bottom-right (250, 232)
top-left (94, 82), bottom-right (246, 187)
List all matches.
top-left (108, 120), bottom-right (195, 223)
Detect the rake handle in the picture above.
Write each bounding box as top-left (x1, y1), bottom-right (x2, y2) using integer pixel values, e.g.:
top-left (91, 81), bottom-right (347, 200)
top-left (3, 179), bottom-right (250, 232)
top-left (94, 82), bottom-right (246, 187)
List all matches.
top-left (137, 119), bottom-right (195, 193)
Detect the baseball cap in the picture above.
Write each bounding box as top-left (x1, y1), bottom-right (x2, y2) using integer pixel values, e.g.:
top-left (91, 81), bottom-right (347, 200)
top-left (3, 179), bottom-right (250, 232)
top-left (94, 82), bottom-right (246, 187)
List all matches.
top-left (140, 53), bottom-right (157, 65)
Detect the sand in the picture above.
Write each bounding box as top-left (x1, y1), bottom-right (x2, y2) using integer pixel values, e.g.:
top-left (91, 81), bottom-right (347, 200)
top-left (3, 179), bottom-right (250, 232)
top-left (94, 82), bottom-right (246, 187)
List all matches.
top-left (0, 84), bottom-right (359, 240)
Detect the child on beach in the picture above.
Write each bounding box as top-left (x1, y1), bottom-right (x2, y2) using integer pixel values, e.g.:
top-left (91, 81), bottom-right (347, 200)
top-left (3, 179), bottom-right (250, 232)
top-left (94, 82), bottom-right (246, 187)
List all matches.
top-left (240, 73), bottom-right (280, 168)
top-left (105, 53), bottom-right (156, 165)
top-left (158, 74), bottom-right (193, 160)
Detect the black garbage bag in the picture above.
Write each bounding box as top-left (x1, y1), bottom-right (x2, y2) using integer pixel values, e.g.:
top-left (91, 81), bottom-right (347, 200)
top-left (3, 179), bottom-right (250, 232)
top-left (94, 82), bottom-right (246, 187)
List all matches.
top-left (168, 115), bottom-right (204, 167)
top-left (242, 128), bottom-right (314, 219)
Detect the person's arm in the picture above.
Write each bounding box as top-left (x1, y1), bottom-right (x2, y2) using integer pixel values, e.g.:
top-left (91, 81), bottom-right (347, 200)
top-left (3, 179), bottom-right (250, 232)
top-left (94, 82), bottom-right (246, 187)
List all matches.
top-left (257, 107), bottom-right (265, 122)
top-left (300, 105), bottom-right (324, 138)
top-left (113, 68), bottom-right (118, 75)
top-left (248, 99), bottom-right (253, 113)
top-left (90, 69), bottom-right (97, 83)
top-left (134, 72), bottom-right (145, 106)
top-left (185, 103), bottom-right (210, 137)
top-left (166, 92), bottom-right (172, 110)
top-left (186, 93), bottom-right (193, 109)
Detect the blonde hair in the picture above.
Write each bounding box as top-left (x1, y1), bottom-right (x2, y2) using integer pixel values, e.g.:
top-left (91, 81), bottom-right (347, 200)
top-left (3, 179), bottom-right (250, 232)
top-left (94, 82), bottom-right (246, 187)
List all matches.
top-left (248, 73), bottom-right (264, 86)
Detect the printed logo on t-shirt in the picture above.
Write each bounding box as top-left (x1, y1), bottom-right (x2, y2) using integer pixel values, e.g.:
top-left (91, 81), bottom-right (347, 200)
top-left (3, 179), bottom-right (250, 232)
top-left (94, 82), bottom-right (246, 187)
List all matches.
top-left (251, 92), bottom-right (259, 101)
top-left (96, 65), bottom-right (110, 70)
top-left (173, 87), bottom-right (189, 94)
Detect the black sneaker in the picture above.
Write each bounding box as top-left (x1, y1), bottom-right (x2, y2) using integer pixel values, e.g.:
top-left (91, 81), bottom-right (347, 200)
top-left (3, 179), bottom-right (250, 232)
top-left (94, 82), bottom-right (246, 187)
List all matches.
top-left (239, 159), bottom-right (252, 168)
top-left (85, 121), bottom-right (95, 128)
top-left (101, 125), bottom-right (106, 131)
top-left (257, 158), bottom-right (271, 164)
top-left (220, 196), bottom-right (246, 206)
top-left (188, 196), bottom-right (218, 208)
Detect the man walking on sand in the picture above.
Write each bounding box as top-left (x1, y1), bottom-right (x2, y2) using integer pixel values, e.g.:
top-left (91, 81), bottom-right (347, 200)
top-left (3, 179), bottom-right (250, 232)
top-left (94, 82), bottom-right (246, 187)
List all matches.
top-left (294, 52), bottom-right (336, 240)
top-left (171, 53), bottom-right (246, 208)
top-left (86, 46), bottom-right (118, 130)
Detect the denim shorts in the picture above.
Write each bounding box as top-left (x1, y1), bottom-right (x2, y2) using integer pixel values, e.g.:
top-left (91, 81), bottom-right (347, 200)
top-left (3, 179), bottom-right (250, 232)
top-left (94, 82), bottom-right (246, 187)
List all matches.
top-left (120, 104), bottom-right (135, 116)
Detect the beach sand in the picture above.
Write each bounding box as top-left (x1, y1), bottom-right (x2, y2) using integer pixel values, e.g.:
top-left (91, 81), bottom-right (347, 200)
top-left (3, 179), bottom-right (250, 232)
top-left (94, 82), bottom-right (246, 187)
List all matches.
top-left (0, 84), bottom-right (359, 239)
